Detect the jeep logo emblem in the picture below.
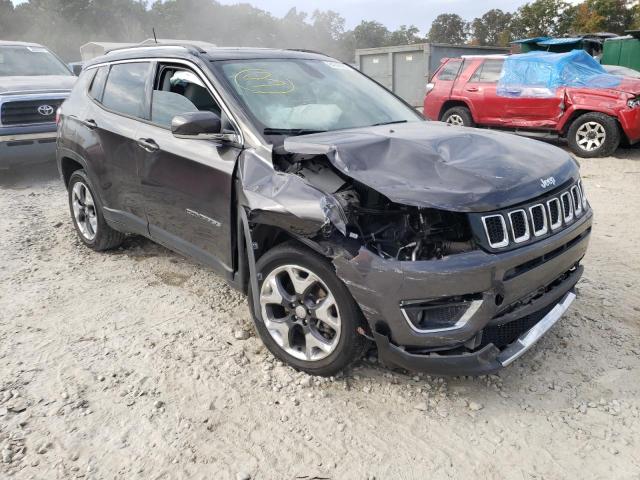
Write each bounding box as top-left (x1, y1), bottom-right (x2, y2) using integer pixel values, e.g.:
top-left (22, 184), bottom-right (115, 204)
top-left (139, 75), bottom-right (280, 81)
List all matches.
top-left (540, 176), bottom-right (556, 189)
top-left (37, 104), bottom-right (54, 116)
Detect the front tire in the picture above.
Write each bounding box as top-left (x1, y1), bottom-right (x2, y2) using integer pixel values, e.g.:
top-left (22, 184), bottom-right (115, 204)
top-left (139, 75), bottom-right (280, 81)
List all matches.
top-left (68, 170), bottom-right (125, 251)
top-left (441, 106), bottom-right (475, 127)
top-left (249, 242), bottom-right (367, 376)
top-left (567, 112), bottom-right (620, 158)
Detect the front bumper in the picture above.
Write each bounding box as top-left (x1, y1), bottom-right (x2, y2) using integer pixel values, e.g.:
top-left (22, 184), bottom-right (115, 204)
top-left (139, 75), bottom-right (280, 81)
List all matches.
top-left (0, 127), bottom-right (57, 169)
top-left (335, 208), bottom-right (592, 374)
top-left (374, 291), bottom-right (576, 376)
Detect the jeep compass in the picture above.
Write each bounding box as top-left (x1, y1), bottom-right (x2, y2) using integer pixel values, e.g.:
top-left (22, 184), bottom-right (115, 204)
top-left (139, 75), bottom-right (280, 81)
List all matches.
top-left (57, 44), bottom-right (592, 376)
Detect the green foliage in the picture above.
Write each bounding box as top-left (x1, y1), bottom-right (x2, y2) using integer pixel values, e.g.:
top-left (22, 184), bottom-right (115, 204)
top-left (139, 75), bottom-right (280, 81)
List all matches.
top-left (427, 14), bottom-right (468, 44)
top-left (470, 9), bottom-right (514, 46)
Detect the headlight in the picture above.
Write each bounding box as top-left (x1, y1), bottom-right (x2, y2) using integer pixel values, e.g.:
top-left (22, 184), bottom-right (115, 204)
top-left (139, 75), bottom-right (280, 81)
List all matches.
top-left (579, 180), bottom-right (588, 209)
top-left (627, 97), bottom-right (640, 108)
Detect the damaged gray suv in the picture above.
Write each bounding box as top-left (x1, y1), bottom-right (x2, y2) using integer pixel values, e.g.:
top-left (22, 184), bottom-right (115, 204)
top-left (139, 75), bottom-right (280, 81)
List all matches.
top-left (57, 44), bottom-right (592, 376)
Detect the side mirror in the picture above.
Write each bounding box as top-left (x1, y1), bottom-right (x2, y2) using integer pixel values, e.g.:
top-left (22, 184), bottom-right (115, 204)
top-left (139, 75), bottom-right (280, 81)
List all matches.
top-left (171, 111), bottom-right (222, 139)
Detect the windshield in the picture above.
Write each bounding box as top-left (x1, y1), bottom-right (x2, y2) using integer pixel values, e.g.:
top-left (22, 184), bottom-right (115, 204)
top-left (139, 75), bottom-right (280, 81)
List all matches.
top-left (0, 46), bottom-right (72, 77)
top-left (212, 58), bottom-right (422, 137)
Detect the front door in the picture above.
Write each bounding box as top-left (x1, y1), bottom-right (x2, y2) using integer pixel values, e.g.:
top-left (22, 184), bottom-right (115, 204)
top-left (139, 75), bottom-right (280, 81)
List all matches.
top-left (136, 62), bottom-right (241, 275)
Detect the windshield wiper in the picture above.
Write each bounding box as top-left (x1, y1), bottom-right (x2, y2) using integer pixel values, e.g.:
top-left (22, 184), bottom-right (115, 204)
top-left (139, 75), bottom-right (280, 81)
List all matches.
top-left (263, 128), bottom-right (328, 136)
top-left (371, 120), bottom-right (408, 127)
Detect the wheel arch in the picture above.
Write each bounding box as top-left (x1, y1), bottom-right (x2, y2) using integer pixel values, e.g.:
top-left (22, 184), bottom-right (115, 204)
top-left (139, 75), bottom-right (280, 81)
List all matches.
top-left (561, 108), bottom-right (623, 138)
top-left (438, 100), bottom-right (474, 122)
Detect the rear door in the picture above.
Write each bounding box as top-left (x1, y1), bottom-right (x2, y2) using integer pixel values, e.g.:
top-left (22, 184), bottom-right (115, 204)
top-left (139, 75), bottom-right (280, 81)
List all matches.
top-left (456, 59), bottom-right (505, 125)
top-left (135, 62), bottom-right (241, 274)
top-left (78, 61), bottom-right (152, 234)
top-left (424, 59), bottom-right (462, 120)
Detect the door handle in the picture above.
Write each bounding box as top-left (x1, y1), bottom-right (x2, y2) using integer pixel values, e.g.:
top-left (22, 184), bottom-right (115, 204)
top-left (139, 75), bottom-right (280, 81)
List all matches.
top-left (82, 118), bottom-right (97, 129)
top-left (466, 86), bottom-right (479, 92)
top-left (137, 138), bottom-right (159, 153)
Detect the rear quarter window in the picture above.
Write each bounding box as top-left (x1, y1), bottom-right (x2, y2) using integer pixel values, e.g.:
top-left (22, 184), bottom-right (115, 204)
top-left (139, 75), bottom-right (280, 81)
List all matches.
top-left (101, 62), bottom-right (150, 119)
top-left (88, 66), bottom-right (108, 102)
top-left (437, 61), bottom-right (462, 81)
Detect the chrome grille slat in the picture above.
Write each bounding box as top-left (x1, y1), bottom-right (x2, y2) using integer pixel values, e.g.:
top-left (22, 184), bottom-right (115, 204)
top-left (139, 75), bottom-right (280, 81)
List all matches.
top-left (509, 209), bottom-right (530, 243)
top-left (480, 181), bottom-right (587, 250)
top-left (529, 204), bottom-right (548, 236)
top-left (482, 215), bottom-right (508, 248)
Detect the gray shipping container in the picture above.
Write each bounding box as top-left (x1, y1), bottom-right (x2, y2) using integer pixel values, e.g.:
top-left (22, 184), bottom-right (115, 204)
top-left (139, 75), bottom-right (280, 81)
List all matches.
top-left (356, 43), bottom-right (510, 107)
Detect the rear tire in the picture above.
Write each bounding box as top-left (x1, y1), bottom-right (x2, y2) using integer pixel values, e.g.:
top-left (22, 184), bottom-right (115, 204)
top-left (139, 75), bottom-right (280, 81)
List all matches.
top-left (567, 112), bottom-right (620, 158)
top-left (248, 242), bottom-right (367, 376)
top-left (68, 170), bottom-right (125, 251)
top-left (441, 106), bottom-right (475, 127)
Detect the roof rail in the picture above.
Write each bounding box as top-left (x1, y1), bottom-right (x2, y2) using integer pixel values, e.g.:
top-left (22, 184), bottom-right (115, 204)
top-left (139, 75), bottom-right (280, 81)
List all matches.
top-left (286, 48), bottom-right (327, 56)
top-left (106, 43), bottom-right (206, 55)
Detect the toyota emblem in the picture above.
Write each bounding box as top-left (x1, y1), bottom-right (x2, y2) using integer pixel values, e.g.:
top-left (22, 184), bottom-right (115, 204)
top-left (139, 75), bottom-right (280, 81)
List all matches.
top-left (37, 104), bottom-right (54, 116)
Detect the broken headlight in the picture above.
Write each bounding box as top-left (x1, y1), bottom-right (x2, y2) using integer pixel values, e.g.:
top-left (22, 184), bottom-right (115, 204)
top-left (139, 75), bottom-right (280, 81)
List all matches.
top-left (627, 97), bottom-right (640, 108)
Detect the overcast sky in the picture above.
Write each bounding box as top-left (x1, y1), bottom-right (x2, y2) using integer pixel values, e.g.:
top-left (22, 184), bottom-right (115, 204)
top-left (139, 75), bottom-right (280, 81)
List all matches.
top-left (11, 0), bottom-right (540, 34)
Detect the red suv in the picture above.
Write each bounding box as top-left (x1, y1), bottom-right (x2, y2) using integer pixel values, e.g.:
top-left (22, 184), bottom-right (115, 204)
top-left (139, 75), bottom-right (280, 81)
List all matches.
top-left (423, 55), bottom-right (640, 158)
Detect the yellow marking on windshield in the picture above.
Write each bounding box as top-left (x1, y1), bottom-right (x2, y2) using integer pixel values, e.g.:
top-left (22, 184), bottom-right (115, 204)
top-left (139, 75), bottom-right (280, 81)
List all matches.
top-left (234, 68), bottom-right (295, 94)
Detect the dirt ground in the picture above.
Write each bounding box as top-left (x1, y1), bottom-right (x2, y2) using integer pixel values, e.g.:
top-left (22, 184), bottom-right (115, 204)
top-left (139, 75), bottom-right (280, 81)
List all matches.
top-left (1, 146), bottom-right (639, 480)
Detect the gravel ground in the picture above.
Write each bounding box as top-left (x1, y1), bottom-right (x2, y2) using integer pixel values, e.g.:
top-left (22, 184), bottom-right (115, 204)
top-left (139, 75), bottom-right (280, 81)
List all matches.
top-left (1, 149), bottom-right (639, 480)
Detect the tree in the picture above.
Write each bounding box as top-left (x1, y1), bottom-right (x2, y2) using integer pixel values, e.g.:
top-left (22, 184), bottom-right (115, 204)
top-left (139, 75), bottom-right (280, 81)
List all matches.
top-left (511, 0), bottom-right (574, 37)
top-left (470, 9), bottom-right (514, 46)
top-left (387, 25), bottom-right (423, 45)
top-left (353, 20), bottom-right (390, 49)
top-left (428, 14), bottom-right (468, 44)
top-left (572, 0), bottom-right (635, 34)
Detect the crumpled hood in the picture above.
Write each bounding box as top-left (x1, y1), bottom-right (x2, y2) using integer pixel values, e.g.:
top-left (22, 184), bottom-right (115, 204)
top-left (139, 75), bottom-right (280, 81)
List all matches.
top-left (284, 122), bottom-right (579, 212)
top-left (0, 75), bottom-right (76, 95)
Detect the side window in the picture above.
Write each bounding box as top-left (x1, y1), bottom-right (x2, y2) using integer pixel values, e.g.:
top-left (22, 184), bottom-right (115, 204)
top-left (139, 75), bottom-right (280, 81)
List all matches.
top-left (151, 65), bottom-right (222, 128)
top-left (469, 63), bottom-right (483, 83)
top-left (101, 62), bottom-right (150, 119)
top-left (473, 59), bottom-right (504, 83)
top-left (88, 66), bottom-right (108, 101)
top-left (437, 60), bottom-right (462, 81)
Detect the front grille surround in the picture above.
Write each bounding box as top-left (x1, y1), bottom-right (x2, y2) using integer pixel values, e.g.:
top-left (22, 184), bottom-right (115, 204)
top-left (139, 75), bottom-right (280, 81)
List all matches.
top-left (471, 180), bottom-right (589, 252)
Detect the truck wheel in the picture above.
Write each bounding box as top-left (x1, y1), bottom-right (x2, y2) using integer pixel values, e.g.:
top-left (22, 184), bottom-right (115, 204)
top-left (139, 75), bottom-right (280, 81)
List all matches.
top-left (248, 242), bottom-right (367, 377)
top-left (441, 106), bottom-right (475, 127)
top-left (567, 112), bottom-right (620, 158)
top-left (68, 170), bottom-right (125, 251)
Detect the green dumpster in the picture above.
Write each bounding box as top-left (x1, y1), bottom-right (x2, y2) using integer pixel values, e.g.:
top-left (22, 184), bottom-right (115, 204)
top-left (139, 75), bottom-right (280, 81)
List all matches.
top-left (602, 32), bottom-right (640, 72)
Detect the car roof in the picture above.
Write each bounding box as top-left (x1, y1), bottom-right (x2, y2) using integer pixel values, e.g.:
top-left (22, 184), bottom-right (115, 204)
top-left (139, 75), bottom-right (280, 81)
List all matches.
top-left (85, 44), bottom-right (334, 68)
top-left (460, 54), bottom-right (509, 60)
top-left (0, 40), bottom-right (45, 48)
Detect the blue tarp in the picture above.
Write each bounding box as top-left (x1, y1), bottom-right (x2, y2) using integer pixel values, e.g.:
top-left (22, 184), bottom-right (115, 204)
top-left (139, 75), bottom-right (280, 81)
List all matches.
top-left (497, 50), bottom-right (623, 98)
top-left (536, 37), bottom-right (583, 46)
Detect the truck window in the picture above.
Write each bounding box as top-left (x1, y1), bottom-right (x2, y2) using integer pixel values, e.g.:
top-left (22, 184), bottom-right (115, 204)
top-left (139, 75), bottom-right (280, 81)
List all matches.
top-left (437, 60), bottom-right (462, 81)
top-left (470, 59), bottom-right (504, 83)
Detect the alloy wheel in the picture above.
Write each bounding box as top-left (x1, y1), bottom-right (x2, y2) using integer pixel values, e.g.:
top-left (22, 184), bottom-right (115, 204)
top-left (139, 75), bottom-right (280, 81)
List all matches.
top-left (71, 181), bottom-right (98, 241)
top-left (576, 121), bottom-right (606, 152)
top-left (446, 114), bottom-right (465, 126)
top-left (259, 265), bottom-right (341, 361)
